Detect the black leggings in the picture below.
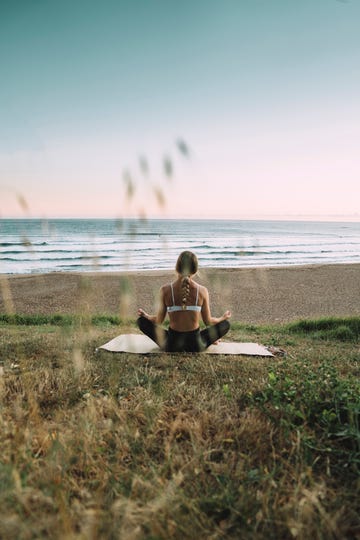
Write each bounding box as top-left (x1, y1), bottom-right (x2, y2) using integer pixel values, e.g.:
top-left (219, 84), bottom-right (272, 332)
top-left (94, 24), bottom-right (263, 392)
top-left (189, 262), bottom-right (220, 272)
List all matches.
top-left (137, 316), bottom-right (230, 353)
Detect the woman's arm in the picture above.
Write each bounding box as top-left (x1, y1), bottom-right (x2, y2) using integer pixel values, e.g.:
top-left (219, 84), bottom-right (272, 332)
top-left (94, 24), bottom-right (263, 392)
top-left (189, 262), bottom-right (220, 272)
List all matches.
top-left (201, 287), bottom-right (231, 326)
top-left (138, 287), bottom-right (167, 324)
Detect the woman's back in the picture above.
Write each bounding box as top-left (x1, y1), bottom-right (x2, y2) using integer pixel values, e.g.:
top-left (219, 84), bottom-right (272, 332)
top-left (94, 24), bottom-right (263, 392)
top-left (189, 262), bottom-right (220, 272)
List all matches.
top-left (163, 279), bottom-right (203, 332)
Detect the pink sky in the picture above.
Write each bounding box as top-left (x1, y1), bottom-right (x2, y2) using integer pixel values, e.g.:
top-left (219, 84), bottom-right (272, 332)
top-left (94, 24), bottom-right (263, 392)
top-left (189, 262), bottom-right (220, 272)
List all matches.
top-left (1, 2), bottom-right (359, 221)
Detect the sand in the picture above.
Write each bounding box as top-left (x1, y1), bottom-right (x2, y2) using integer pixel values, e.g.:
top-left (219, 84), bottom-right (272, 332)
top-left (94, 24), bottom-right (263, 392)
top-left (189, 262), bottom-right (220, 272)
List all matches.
top-left (1, 264), bottom-right (360, 324)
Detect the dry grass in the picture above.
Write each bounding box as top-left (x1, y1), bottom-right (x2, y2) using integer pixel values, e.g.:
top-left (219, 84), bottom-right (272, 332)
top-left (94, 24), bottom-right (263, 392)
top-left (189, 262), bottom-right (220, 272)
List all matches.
top-left (0, 318), bottom-right (359, 539)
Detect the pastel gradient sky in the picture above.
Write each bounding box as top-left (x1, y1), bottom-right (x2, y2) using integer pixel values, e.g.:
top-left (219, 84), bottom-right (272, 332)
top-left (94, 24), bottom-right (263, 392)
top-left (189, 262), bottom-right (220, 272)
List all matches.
top-left (1, 0), bottom-right (360, 219)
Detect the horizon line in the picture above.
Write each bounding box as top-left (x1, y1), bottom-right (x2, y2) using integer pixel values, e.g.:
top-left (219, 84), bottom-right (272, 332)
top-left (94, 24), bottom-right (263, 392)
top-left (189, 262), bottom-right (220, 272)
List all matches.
top-left (1, 214), bottom-right (360, 223)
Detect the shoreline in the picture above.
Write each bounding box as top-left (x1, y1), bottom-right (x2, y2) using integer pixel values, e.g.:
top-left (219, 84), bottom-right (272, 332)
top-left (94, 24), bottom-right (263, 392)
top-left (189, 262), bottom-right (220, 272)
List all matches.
top-left (3, 259), bottom-right (360, 278)
top-left (1, 263), bottom-right (360, 324)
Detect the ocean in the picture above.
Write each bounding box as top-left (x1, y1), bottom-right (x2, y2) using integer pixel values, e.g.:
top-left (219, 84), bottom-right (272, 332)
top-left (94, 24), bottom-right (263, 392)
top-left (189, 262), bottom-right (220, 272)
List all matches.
top-left (1, 218), bottom-right (360, 274)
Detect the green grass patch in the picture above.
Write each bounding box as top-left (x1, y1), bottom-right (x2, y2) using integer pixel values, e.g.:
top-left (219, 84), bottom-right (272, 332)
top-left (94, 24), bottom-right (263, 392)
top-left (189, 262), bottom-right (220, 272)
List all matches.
top-left (0, 312), bottom-right (122, 327)
top-left (286, 316), bottom-right (360, 341)
top-left (252, 360), bottom-right (360, 477)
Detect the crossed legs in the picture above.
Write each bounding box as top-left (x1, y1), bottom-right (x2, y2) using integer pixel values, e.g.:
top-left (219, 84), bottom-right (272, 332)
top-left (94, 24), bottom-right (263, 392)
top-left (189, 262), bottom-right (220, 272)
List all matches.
top-left (137, 316), bottom-right (230, 352)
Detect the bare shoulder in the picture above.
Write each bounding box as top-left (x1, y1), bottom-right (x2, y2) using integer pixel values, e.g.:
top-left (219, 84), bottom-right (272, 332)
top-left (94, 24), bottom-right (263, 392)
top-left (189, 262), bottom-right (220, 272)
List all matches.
top-left (160, 283), bottom-right (170, 295)
top-left (160, 283), bottom-right (171, 301)
top-left (198, 284), bottom-right (209, 300)
top-left (199, 284), bottom-right (209, 294)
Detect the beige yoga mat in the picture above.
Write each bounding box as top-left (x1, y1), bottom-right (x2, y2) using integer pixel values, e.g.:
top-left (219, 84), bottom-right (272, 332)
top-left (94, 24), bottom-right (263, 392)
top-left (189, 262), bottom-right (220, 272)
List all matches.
top-left (98, 334), bottom-right (274, 356)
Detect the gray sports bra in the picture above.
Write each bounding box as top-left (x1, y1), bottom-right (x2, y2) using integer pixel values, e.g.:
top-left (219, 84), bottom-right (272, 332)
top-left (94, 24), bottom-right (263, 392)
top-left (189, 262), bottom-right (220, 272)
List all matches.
top-left (167, 282), bottom-right (202, 313)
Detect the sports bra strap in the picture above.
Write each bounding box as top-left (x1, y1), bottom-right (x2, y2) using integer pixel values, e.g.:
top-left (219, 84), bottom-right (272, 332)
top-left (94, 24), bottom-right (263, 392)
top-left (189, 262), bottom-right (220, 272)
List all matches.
top-left (170, 282), bottom-right (175, 305)
top-left (168, 282), bottom-right (201, 311)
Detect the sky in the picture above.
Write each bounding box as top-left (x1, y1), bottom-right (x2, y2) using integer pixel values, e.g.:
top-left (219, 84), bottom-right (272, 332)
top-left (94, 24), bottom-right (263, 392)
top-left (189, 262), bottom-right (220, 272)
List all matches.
top-left (1, 0), bottom-right (360, 220)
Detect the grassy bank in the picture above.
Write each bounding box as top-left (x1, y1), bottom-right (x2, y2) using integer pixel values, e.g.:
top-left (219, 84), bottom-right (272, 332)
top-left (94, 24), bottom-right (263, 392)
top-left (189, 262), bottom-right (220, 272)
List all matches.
top-left (0, 316), bottom-right (359, 539)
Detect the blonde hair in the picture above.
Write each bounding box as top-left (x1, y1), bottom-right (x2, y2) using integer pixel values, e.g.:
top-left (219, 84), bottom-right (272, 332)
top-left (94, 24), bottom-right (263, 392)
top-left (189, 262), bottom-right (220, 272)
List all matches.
top-left (176, 251), bottom-right (198, 276)
top-left (175, 251), bottom-right (198, 307)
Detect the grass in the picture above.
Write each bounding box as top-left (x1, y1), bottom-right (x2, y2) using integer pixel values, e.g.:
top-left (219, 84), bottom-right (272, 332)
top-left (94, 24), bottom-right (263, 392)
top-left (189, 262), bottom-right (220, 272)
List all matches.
top-left (0, 315), bottom-right (359, 539)
top-left (0, 313), bottom-right (123, 327)
top-left (286, 316), bottom-right (360, 342)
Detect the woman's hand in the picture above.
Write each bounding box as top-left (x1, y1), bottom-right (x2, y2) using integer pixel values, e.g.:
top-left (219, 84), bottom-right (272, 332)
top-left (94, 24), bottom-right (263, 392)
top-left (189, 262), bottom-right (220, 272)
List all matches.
top-left (138, 300), bottom-right (166, 324)
top-left (138, 308), bottom-right (150, 319)
top-left (221, 310), bottom-right (232, 320)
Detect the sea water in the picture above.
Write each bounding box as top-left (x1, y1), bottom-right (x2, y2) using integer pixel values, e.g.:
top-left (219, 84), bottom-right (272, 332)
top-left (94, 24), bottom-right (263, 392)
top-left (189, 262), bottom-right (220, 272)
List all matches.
top-left (1, 218), bottom-right (360, 274)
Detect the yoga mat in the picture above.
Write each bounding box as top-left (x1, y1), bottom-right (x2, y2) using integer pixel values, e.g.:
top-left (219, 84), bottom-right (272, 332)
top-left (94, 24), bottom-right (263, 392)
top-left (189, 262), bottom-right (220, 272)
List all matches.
top-left (98, 334), bottom-right (274, 356)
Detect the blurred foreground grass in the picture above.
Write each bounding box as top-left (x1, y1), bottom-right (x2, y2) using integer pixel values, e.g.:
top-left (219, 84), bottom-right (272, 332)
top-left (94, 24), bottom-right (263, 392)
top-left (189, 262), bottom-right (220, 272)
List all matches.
top-left (0, 316), bottom-right (359, 539)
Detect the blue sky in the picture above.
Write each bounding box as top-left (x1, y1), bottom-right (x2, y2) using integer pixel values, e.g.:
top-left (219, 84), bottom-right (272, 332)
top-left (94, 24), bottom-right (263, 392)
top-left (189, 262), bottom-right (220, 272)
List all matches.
top-left (1, 0), bottom-right (360, 218)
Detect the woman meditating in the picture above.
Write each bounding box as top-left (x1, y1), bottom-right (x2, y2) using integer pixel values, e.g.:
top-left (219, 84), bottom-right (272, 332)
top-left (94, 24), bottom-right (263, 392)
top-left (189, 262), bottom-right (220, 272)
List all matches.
top-left (137, 251), bottom-right (231, 352)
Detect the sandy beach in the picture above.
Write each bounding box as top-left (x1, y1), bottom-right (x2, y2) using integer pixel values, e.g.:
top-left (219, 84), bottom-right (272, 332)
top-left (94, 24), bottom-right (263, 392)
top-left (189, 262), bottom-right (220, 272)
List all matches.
top-left (1, 263), bottom-right (360, 324)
